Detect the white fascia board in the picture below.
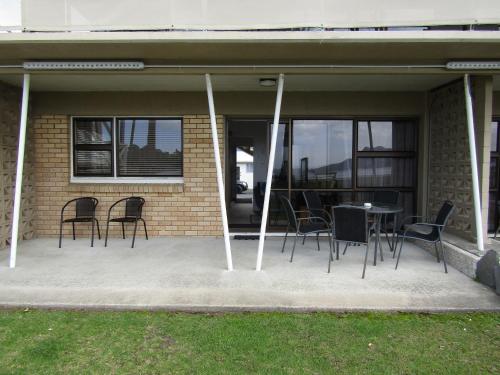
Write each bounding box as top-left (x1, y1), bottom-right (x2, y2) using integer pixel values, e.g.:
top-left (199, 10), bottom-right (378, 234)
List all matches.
top-left (1, 31), bottom-right (500, 44)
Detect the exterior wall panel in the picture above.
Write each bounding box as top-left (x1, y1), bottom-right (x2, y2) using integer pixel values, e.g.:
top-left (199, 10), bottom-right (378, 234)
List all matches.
top-left (0, 82), bottom-right (35, 249)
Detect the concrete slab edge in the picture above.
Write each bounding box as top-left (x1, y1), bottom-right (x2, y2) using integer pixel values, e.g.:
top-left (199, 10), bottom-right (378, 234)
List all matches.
top-left (1, 302), bottom-right (499, 313)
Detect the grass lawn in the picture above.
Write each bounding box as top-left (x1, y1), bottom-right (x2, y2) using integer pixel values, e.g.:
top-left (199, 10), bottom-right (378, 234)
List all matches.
top-left (0, 311), bottom-right (498, 374)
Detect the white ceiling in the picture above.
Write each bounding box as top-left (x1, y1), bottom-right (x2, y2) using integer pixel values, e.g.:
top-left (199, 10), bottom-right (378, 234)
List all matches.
top-left (1, 73), bottom-right (497, 92)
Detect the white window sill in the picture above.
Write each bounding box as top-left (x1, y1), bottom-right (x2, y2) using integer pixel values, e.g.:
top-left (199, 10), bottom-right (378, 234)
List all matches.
top-left (70, 177), bottom-right (184, 184)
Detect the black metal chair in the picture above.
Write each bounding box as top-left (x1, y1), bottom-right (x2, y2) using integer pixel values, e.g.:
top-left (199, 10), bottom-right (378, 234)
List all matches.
top-left (104, 197), bottom-right (148, 248)
top-left (331, 206), bottom-right (371, 278)
top-left (395, 200), bottom-right (455, 273)
top-left (279, 196), bottom-right (332, 262)
top-left (302, 191), bottom-right (333, 244)
top-left (59, 197), bottom-right (100, 248)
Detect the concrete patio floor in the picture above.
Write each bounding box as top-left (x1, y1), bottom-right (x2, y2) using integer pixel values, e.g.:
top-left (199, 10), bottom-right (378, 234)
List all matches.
top-left (0, 236), bottom-right (499, 311)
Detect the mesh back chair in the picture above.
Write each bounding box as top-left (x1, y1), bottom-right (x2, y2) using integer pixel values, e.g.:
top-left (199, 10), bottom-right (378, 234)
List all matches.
top-left (104, 197), bottom-right (148, 248)
top-left (331, 206), bottom-right (371, 278)
top-left (59, 197), bottom-right (100, 248)
top-left (302, 191), bottom-right (334, 244)
top-left (373, 190), bottom-right (400, 251)
top-left (395, 200), bottom-right (455, 273)
top-left (279, 196), bottom-right (332, 262)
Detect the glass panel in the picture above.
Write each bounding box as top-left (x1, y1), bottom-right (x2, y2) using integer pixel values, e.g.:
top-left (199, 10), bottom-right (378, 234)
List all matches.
top-left (488, 192), bottom-right (498, 232)
top-left (490, 158), bottom-right (497, 189)
top-left (292, 120), bottom-right (353, 189)
top-left (74, 118), bottom-right (112, 145)
top-left (268, 190), bottom-right (289, 228)
top-left (357, 158), bottom-right (415, 187)
top-left (118, 118), bottom-right (182, 177)
top-left (358, 120), bottom-right (416, 151)
top-left (272, 123), bottom-right (289, 188)
top-left (74, 150), bottom-right (112, 176)
top-left (491, 121), bottom-right (498, 152)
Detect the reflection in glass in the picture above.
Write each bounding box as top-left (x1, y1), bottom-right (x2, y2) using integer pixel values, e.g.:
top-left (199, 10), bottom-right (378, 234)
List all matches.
top-left (356, 191), bottom-right (414, 222)
top-left (118, 118), bottom-right (182, 177)
top-left (292, 120), bottom-right (353, 189)
top-left (357, 158), bottom-right (415, 187)
top-left (75, 150), bottom-right (112, 176)
top-left (269, 190), bottom-right (289, 228)
top-left (74, 119), bottom-right (112, 145)
top-left (358, 121), bottom-right (415, 151)
top-left (272, 123), bottom-right (289, 188)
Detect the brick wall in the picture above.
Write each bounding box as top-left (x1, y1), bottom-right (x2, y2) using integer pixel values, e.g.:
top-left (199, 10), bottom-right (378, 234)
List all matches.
top-left (0, 83), bottom-right (35, 249)
top-left (32, 114), bottom-right (224, 238)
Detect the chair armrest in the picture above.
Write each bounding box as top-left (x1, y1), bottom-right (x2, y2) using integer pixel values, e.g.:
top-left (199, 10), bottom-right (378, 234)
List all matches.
top-left (412, 222), bottom-right (444, 228)
top-left (107, 198), bottom-right (129, 221)
top-left (297, 216), bottom-right (331, 227)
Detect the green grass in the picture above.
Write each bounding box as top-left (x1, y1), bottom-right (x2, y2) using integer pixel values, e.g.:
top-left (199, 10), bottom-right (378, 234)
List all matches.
top-left (0, 310), bottom-right (498, 374)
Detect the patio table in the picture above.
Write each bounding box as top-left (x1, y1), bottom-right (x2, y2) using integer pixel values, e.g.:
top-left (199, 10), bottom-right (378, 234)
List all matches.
top-left (338, 202), bottom-right (404, 266)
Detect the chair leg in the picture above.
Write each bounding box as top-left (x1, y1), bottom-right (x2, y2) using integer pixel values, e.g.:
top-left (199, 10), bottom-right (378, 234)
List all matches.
top-left (343, 243), bottom-right (349, 255)
top-left (395, 236), bottom-right (406, 270)
top-left (58, 221), bottom-right (64, 248)
top-left (302, 234), bottom-right (306, 245)
top-left (72, 222), bottom-right (75, 240)
top-left (131, 220), bottom-right (138, 248)
top-left (328, 240), bottom-right (334, 273)
top-left (434, 242), bottom-right (441, 262)
top-left (393, 234), bottom-right (399, 259)
top-left (439, 240), bottom-right (448, 274)
top-left (336, 241), bottom-right (339, 260)
top-left (91, 218), bottom-right (95, 248)
top-left (95, 219), bottom-right (101, 240)
top-left (281, 226), bottom-right (289, 253)
top-left (141, 219), bottom-right (148, 240)
top-left (290, 234), bottom-right (298, 262)
top-left (104, 220), bottom-right (110, 247)
top-left (362, 239), bottom-right (370, 279)
top-left (495, 224), bottom-right (500, 239)
top-left (121, 222), bottom-right (125, 239)
top-left (316, 233), bottom-right (320, 251)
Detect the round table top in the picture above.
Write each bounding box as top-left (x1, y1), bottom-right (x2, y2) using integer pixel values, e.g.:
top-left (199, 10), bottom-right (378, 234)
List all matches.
top-left (340, 202), bottom-right (404, 214)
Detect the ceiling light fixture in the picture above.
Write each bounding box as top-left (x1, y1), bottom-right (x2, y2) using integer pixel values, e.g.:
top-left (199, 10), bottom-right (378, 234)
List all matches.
top-left (446, 61), bottom-right (500, 70)
top-left (23, 61), bottom-right (145, 70)
top-left (259, 78), bottom-right (277, 87)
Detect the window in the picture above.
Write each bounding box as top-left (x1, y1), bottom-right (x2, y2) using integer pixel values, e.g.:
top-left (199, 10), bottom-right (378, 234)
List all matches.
top-left (72, 117), bottom-right (183, 180)
top-left (268, 117), bottom-right (418, 228)
top-left (488, 120), bottom-right (500, 232)
top-left (73, 118), bottom-right (113, 176)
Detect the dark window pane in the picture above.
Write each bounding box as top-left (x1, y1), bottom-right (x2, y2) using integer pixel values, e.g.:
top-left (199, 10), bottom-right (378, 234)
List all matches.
top-left (272, 123), bottom-right (289, 188)
top-left (491, 121), bottom-right (498, 152)
top-left (357, 158), bottom-right (415, 187)
top-left (292, 120), bottom-right (353, 189)
top-left (75, 150), bottom-right (112, 176)
top-left (358, 120), bottom-right (416, 151)
top-left (74, 119), bottom-right (112, 145)
top-left (488, 192), bottom-right (498, 232)
top-left (490, 158), bottom-right (497, 189)
top-left (118, 118), bottom-right (182, 177)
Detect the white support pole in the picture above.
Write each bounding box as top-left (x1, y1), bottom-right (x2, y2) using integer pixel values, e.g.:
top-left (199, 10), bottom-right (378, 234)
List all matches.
top-left (205, 73), bottom-right (233, 271)
top-left (9, 73), bottom-right (30, 268)
top-left (464, 74), bottom-right (485, 252)
top-left (256, 74), bottom-right (285, 271)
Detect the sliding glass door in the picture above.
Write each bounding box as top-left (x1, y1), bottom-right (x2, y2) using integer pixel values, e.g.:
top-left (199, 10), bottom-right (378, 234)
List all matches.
top-left (269, 118), bottom-right (418, 228)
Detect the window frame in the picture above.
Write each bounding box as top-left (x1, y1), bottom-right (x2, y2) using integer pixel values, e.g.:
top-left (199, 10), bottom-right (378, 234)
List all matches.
top-left (70, 116), bottom-right (184, 184)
